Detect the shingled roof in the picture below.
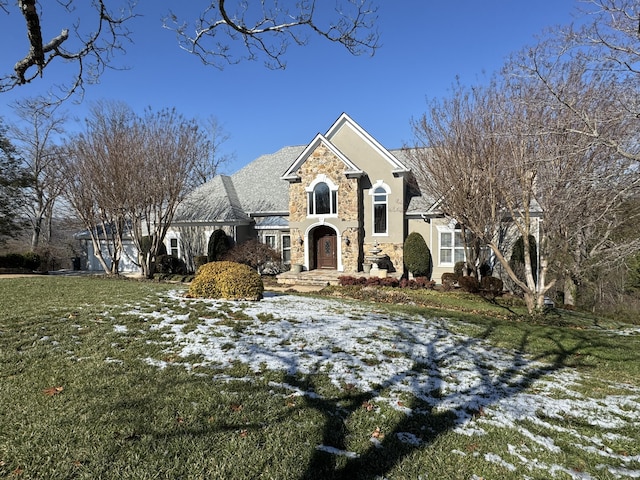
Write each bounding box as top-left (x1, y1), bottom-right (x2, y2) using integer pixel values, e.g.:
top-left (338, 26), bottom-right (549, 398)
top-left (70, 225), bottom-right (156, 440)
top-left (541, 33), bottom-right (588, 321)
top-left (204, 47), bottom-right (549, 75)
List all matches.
top-left (232, 145), bottom-right (305, 214)
top-left (173, 145), bottom-right (304, 224)
top-left (174, 143), bottom-right (437, 226)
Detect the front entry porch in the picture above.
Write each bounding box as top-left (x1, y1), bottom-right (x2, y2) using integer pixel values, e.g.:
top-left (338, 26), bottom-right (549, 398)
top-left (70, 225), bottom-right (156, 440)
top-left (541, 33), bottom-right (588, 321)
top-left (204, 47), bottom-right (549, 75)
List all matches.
top-left (276, 268), bottom-right (345, 287)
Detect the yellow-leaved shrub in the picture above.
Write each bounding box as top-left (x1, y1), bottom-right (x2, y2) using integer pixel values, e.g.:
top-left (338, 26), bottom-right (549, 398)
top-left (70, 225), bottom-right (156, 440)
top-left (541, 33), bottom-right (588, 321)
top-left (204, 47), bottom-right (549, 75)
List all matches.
top-left (188, 261), bottom-right (263, 301)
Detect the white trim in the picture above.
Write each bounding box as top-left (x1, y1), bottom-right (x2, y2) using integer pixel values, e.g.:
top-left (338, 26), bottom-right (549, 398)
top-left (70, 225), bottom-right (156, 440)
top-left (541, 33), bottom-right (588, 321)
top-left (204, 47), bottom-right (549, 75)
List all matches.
top-left (165, 231), bottom-right (181, 259)
top-left (281, 133), bottom-right (363, 181)
top-left (325, 113), bottom-right (410, 174)
top-left (281, 234), bottom-right (291, 264)
top-left (306, 174), bottom-right (339, 218)
top-left (305, 174), bottom-right (339, 192)
top-left (302, 222), bottom-right (344, 272)
top-left (263, 233), bottom-right (276, 249)
top-left (436, 225), bottom-right (465, 266)
top-left (369, 180), bottom-right (390, 236)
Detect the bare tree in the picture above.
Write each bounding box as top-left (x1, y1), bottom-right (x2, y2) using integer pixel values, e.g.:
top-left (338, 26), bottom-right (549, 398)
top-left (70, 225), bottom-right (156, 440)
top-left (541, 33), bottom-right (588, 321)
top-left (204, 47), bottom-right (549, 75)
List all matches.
top-left (193, 116), bottom-right (232, 185)
top-left (508, 13), bottom-right (640, 305)
top-left (127, 107), bottom-right (208, 278)
top-left (410, 80), bottom-right (552, 314)
top-left (521, 0), bottom-right (640, 164)
top-left (164, 0), bottom-right (380, 69)
top-left (10, 96), bottom-right (67, 250)
top-left (63, 102), bottom-right (211, 276)
top-left (62, 101), bottom-right (135, 274)
top-left (173, 225), bottom-right (208, 273)
top-left (2, 1), bottom-right (378, 102)
top-left (412, 57), bottom-right (640, 313)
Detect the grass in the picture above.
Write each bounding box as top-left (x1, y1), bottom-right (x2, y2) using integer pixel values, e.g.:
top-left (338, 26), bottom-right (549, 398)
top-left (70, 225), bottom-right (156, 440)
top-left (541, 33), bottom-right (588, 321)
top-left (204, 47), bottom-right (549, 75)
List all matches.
top-left (1, 276), bottom-right (639, 479)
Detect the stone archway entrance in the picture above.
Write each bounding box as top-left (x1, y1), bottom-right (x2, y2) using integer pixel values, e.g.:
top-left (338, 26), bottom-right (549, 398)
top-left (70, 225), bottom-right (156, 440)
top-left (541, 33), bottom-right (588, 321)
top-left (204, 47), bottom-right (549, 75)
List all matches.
top-left (311, 225), bottom-right (337, 270)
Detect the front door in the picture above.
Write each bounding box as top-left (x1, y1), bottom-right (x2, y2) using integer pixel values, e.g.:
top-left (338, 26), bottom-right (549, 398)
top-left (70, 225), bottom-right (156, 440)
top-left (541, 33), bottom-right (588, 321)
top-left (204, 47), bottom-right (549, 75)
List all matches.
top-left (316, 234), bottom-right (337, 269)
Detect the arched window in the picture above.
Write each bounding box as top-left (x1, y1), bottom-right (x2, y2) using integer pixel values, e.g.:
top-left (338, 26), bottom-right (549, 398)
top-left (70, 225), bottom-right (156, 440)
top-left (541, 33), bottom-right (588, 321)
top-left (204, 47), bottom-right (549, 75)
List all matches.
top-left (370, 181), bottom-right (389, 235)
top-left (307, 176), bottom-right (338, 216)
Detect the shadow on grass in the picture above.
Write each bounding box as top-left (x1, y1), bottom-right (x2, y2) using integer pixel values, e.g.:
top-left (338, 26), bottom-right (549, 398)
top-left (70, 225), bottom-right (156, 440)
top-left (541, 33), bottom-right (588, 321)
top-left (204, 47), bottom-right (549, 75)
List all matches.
top-left (284, 323), bottom-right (593, 480)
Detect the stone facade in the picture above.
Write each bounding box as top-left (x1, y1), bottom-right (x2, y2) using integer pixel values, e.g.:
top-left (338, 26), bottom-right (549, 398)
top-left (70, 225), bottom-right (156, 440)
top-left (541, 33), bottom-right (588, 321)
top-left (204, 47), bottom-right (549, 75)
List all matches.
top-left (288, 144), bottom-right (359, 223)
top-left (287, 143), bottom-right (362, 271)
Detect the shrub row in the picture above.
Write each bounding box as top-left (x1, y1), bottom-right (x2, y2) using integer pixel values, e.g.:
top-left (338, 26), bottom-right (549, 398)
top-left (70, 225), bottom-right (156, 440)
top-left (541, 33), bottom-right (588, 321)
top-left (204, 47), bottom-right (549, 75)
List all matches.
top-left (338, 275), bottom-right (436, 289)
top-left (0, 252), bottom-right (41, 270)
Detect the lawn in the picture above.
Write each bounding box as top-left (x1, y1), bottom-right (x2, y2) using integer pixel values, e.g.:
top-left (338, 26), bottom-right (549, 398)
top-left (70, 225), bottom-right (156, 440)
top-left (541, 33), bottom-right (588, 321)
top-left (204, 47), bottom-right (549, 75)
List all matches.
top-left (1, 276), bottom-right (639, 479)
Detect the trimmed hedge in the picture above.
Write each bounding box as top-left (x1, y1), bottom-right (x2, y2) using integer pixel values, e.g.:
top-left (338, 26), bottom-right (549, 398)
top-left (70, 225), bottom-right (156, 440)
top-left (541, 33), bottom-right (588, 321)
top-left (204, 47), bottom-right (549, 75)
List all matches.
top-left (0, 252), bottom-right (41, 270)
top-left (208, 229), bottom-right (230, 262)
top-left (156, 255), bottom-right (187, 275)
top-left (403, 232), bottom-right (432, 279)
top-left (510, 235), bottom-right (538, 285)
top-left (189, 261), bottom-right (263, 301)
top-left (337, 276), bottom-right (435, 290)
top-left (441, 272), bottom-right (458, 290)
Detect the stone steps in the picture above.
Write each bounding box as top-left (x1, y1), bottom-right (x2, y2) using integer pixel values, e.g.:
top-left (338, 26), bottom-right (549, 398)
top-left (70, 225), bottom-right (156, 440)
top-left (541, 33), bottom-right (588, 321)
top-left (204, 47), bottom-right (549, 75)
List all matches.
top-left (276, 269), bottom-right (401, 287)
top-left (276, 270), bottom-right (345, 287)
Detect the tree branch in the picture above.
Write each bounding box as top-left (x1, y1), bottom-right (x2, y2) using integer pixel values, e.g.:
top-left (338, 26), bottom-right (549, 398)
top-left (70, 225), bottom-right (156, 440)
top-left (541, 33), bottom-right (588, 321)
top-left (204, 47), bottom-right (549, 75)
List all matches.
top-left (164, 0), bottom-right (379, 70)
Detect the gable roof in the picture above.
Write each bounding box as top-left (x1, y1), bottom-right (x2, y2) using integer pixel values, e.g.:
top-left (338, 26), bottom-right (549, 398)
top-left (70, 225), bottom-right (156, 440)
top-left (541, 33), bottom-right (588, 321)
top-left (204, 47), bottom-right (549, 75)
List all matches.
top-left (326, 113), bottom-right (410, 175)
top-left (173, 116), bottom-right (441, 226)
top-left (281, 133), bottom-right (363, 182)
top-left (281, 113), bottom-right (410, 181)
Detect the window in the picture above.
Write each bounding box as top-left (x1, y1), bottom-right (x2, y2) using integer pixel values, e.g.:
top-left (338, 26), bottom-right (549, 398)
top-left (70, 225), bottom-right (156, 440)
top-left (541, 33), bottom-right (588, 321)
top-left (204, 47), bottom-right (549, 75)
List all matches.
top-left (282, 235), bottom-right (291, 263)
top-left (439, 229), bottom-right (465, 265)
top-left (264, 235), bottom-right (276, 249)
top-left (306, 175), bottom-right (338, 216)
top-left (369, 181), bottom-right (390, 235)
top-left (170, 238), bottom-right (179, 257)
top-left (372, 187), bottom-right (388, 234)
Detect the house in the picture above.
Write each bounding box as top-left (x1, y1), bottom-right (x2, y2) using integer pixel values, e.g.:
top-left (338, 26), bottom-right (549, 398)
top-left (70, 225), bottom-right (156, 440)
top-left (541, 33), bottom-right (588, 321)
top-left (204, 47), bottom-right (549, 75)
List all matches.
top-left (78, 112), bottom-right (542, 284)
top-left (168, 113), bottom-right (490, 283)
top-left (74, 226), bottom-right (140, 273)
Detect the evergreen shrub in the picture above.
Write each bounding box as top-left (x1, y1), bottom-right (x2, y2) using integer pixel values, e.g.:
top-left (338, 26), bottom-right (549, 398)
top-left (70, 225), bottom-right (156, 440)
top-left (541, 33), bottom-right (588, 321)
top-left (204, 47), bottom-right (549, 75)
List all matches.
top-left (0, 252), bottom-right (41, 270)
top-left (453, 261), bottom-right (464, 278)
top-left (208, 229), bottom-right (230, 262)
top-left (509, 235), bottom-right (538, 285)
top-left (22, 252), bottom-right (41, 270)
top-left (156, 254), bottom-right (187, 275)
top-left (140, 237), bottom-right (167, 256)
top-left (403, 232), bottom-right (432, 279)
top-left (189, 261), bottom-right (263, 301)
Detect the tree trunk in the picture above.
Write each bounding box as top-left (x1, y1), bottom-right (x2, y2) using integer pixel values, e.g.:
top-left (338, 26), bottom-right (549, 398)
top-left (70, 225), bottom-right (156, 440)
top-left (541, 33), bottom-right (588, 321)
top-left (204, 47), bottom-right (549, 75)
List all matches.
top-left (564, 276), bottom-right (577, 307)
top-left (30, 218), bottom-right (41, 251)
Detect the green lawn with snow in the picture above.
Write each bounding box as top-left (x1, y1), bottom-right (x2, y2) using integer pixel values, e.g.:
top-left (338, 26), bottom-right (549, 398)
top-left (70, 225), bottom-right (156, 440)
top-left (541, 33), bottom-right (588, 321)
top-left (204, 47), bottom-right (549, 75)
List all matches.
top-left (1, 276), bottom-right (638, 479)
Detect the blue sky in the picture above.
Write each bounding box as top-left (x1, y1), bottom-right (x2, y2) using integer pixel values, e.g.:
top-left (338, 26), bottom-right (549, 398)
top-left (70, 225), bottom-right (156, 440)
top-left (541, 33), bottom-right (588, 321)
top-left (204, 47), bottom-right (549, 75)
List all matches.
top-left (1, 1), bottom-right (579, 173)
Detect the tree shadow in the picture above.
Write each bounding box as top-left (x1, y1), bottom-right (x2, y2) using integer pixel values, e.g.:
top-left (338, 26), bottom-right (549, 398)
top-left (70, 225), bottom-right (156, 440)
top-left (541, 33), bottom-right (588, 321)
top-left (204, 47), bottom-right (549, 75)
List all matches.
top-left (160, 294), bottom-right (604, 478)
top-left (286, 319), bottom-right (591, 479)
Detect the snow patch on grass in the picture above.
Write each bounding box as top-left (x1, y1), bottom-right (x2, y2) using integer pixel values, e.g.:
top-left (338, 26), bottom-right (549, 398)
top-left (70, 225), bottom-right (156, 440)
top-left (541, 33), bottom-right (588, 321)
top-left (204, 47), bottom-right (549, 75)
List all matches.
top-left (132, 292), bottom-right (640, 478)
